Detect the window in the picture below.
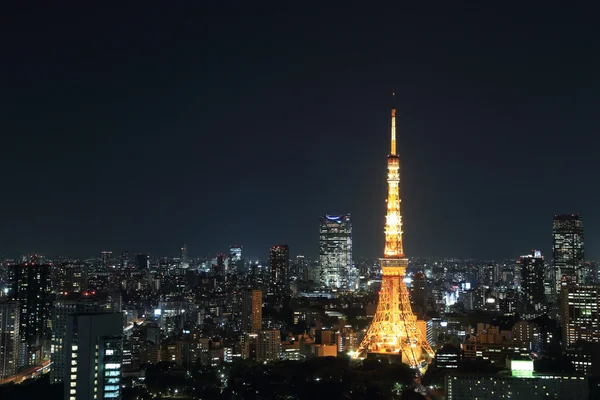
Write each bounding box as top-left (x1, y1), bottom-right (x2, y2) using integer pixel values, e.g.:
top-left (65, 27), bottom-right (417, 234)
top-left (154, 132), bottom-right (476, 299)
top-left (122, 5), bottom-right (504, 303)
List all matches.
top-left (105, 349), bottom-right (114, 355)
top-left (104, 363), bottom-right (120, 370)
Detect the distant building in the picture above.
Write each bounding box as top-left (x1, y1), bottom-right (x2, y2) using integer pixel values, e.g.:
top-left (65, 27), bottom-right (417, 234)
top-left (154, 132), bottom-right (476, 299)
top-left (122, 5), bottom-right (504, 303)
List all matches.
top-left (180, 244), bottom-right (188, 268)
top-left (269, 245), bottom-right (289, 287)
top-left (101, 251), bottom-right (112, 268)
top-left (410, 272), bottom-right (428, 318)
top-left (553, 214), bottom-right (584, 292)
top-left (561, 285), bottom-right (600, 347)
top-left (64, 312), bottom-right (123, 400)
top-left (135, 253), bottom-right (150, 271)
top-left (229, 245), bottom-right (243, 274)
top-left (0, 301), bottom-right (20, 378)
top-left (241, 289), bottom-right (262, 334)
top-left (319, 214), bottom-right (353, 290)
top-left (256, 329), bottom-right (281, 363)
top-left (518, 251), bottom-right (546, 319)
top-left (9, 263), bottom-right (52, 367)
top-left (435, 344), bottom-right (460, 369)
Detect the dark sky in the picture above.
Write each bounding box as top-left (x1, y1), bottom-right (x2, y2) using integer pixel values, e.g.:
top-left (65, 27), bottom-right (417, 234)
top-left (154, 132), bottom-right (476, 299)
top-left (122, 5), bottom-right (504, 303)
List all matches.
top-left (1, 3), bottom-right (598, 260)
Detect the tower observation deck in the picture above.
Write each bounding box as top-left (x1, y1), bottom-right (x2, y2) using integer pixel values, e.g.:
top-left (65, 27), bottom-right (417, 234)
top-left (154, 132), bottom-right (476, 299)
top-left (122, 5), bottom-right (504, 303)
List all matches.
top-left (354, 99), bottom-right (434, 372)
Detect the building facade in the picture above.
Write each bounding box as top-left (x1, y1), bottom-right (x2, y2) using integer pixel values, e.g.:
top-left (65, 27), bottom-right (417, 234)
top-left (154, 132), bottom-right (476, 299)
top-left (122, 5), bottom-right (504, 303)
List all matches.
top-left (561, 285), bottom-right (600, 347)
top-left (256, 329), bottom-right (281, 363)
top-left (319, 214), bottom-right (353, 290)
top-left (9, 263), bottom-right (52, 367)
top-left (241, 289), bottom-right (262, 334)
top-left (51, 291), bottom-right (113, 383)
top-left (0, 301), bottom-right (20, 378)
top-left (64, 312), bottom-right (123, 400)
top-left (518, 251), bottom-right (546, 319)
top-left (553, 214), bottom-right (584, 291)
top-left (269, 245), bottom-right (289, 288)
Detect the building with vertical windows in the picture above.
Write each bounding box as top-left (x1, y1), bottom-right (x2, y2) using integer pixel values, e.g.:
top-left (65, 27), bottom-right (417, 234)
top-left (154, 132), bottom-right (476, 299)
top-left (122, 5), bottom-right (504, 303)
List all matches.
top-left (518, 251), bottom-right (546, 319)
top-left (0, 301), bottom-right (20, 378)
top-left (553, 214), bottom-right (584, 292)
top-left (51, 291), bottom-right (114, 383)
top-left (101, 251), bottom-right (112, 268)
top-left (269, 245), bottom-right (289, 287)
top-left (256, 329), bottom-right (281, 363)
top-left (65, 312), bottom-right (123, 400)
top-left (229, 245), bottom-right (243, 274)
top-left (319, 214), bottom-right (353, 290)
top-left (241, 289), bottom-right (262, 334)
top-left (9, 263), bottom-right (52, 367)
top-left (179, 244), bottom-right (188, 268)
top-left (562, 285), bottom-right (600, 347)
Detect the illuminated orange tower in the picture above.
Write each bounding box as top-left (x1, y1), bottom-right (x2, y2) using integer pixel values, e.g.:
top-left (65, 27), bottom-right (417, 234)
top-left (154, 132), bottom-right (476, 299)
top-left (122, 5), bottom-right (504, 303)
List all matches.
top-left (355, 99), bottom-right (434, 371)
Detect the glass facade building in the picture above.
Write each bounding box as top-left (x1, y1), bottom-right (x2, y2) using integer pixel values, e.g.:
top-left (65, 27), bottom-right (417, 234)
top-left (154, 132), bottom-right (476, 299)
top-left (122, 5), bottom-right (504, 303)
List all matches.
top-left (552, 214), bottom-right (584, 292)
top-left (319, 214), bottom-right (353, 290)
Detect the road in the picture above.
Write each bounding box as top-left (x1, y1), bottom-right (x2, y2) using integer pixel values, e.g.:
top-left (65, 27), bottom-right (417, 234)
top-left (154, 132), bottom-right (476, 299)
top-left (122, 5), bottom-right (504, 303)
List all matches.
top-left (0, 360), bottom-right (51, 385)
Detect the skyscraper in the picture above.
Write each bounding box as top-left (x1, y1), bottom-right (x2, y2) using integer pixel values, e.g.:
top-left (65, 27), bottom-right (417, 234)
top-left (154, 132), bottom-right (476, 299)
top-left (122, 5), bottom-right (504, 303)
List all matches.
top-left (101, 251), bottom-right (112, 268)
top-left (135, 253), bottom-right (150, 271)
top-left (553, 214), bottom-right (584, 291)
top-left (241, 289), bottom-right (262, 334)
top-left (9, 263), bottom-right (52, 367)
top-left (229, 245), bottom-right (243, 274)
top-left (319, 214), bottom-right (353, 289)
top-left (518, 251), bottom-right (546, 319)
top-left (0, 301), bottom-right (20, 378)
top-left (180, 244), bottom-right (188, 268)
top-left (269, 245), bottom-right (289, 287)
top-left (65, 312), bottom-right (123, 400)
top-left (51, 291), bottom-right (113, 383)
top-left (561, 285), bottom-right (600, 347)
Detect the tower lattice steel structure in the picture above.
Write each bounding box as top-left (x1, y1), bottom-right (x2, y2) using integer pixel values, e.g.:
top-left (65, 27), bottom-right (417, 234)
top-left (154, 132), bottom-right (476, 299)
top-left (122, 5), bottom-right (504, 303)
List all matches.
top-left (355, 100), bottom-right (434, 371)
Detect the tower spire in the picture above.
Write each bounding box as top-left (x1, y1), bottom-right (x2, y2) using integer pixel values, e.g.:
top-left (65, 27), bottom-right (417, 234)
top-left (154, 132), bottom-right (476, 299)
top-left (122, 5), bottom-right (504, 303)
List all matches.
top-left (391, 92), bottom-right (396, 156)
top-left (354, 101), bottom-right (434, 372)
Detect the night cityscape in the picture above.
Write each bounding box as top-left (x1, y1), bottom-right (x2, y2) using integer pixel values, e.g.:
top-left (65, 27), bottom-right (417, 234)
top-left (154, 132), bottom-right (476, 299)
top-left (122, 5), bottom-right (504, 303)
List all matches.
top-left (0, 3), bottom-right (599, 400)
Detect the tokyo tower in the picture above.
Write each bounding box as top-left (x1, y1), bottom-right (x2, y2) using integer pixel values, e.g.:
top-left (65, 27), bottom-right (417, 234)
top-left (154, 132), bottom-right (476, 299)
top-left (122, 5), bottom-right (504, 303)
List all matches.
top-left (354, 99), bottom-right (434, 371)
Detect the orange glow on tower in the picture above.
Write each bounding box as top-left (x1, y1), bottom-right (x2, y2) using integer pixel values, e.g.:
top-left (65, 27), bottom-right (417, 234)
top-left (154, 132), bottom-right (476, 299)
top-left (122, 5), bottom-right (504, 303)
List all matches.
top-left (354, 101), bottom-right (434, 372)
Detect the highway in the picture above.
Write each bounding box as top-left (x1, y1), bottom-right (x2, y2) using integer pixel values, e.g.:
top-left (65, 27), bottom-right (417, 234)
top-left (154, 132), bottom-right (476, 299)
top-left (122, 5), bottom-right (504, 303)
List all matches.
top-left (0, 360), bottom-right (51, 385)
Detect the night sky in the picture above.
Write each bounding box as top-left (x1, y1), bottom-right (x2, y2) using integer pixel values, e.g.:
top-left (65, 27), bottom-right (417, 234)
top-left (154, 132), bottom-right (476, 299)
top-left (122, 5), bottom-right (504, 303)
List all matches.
top-left (1, 3), bottom-right (598, 260)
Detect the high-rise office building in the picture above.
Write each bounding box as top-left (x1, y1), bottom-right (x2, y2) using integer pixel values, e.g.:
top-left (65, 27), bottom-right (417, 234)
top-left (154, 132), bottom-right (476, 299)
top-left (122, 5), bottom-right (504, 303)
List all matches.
top-left (229, 245), bottom-right (243, 274)
top-left (9, 263), bottom-right (52, 367)
top-left (319, 214), bottom-right (352, 289)
top-left (180, 245), bottom-right (188, 268)
top-left (65, 312), bottom-right (123, 400)
top-left (410, 272), bottom-right (428, 318)
top-left (484, 264), bottom-right (496, 288)
top-left (135, 253), bottom-right (150, 271)
top-left (101, 251), bottom-right (112, 268)
top-left (120, 251), bottom-right (129, 269)
top-left (51, 291), bottom-right (113, 383)
top-left (553, 214), bottom-right (584, 291)
top-left (0, 301), bottom-right (20, 378)
top-left (241, 289), bottom-right (262, 334)
top-left (562, 285), bottom-right (600, 347)
top-left (518, 251), bottom-right (546, 319)
top-left (269, 245), bottom-right (289, 287)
